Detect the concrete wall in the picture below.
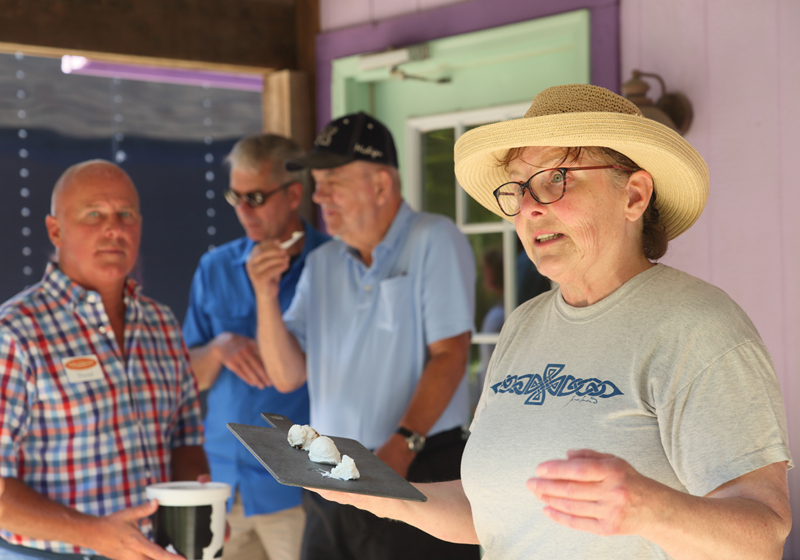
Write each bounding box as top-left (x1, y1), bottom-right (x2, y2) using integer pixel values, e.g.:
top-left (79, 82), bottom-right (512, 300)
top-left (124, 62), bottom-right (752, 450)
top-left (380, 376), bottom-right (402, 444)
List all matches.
top-left (319, 0), bottom-right (800, 555)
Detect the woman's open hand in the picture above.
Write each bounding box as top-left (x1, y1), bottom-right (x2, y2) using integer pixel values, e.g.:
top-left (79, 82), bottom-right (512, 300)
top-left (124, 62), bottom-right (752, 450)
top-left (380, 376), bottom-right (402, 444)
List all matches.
top-left (526, 449), bottom-right (663, 536)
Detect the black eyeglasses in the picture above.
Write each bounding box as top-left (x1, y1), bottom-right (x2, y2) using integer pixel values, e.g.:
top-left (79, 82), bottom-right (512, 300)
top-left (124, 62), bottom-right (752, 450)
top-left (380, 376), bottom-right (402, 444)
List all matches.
top-left (493, 165), bottom-right (634, 216)
top-left (224, 181), bottom-right (296, 208)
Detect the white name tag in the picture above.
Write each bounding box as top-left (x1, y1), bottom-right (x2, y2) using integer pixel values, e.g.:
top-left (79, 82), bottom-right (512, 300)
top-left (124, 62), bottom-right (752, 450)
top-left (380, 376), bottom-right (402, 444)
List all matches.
top-left (62, 355), bottom-right (105, 383)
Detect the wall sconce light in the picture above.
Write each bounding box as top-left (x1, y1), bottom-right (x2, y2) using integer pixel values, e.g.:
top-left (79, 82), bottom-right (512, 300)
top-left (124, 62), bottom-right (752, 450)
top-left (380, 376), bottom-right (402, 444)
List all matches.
top-left (622, 70), bottom-right (693, 135)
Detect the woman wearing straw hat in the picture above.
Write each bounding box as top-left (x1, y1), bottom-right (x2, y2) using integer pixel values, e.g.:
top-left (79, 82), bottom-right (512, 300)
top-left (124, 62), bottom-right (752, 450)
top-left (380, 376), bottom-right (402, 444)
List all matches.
top-left (311, 84), bottom-right (792, 559)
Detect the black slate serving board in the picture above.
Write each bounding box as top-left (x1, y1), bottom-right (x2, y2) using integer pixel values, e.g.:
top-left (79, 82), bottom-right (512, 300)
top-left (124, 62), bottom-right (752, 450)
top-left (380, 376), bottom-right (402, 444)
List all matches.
top-left (227, 413), bottom-right (427, 502)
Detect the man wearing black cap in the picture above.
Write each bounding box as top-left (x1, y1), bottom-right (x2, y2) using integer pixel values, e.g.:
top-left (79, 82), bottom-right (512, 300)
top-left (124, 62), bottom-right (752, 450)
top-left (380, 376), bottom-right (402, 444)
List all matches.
top-left (248, 112), bottom-right (479, 560)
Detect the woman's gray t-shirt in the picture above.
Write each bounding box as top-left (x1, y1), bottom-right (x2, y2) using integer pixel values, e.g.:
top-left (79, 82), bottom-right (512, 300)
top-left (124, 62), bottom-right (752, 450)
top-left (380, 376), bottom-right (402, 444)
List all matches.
top-left (462, 264), bottom-right (791, 560)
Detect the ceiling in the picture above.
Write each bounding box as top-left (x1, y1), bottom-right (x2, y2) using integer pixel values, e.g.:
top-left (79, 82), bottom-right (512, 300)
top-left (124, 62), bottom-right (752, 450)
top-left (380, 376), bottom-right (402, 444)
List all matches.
top-left (0, 52), bottom-right (264, 140)
top-left (0, 0), bottom-right (315, 72)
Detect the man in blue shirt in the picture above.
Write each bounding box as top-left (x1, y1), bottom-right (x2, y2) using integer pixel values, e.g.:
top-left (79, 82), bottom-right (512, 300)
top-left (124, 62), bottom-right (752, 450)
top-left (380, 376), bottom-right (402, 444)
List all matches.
top-left (250, 113), bottom-right (480, 560)
top-left (183, 135), bottom-right (329, 560)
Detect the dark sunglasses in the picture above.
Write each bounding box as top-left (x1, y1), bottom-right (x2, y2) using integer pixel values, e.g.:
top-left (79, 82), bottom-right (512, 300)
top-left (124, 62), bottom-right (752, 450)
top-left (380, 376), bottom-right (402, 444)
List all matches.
top-left (224, 181), bottom-right (296, 208)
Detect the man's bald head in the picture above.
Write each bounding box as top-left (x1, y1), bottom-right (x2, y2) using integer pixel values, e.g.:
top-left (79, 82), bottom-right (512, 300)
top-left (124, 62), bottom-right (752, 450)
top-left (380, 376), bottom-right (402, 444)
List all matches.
top-left (51, 160), bottom-right (138, 217)
top-left (45, 159), bottom-right (142, 294)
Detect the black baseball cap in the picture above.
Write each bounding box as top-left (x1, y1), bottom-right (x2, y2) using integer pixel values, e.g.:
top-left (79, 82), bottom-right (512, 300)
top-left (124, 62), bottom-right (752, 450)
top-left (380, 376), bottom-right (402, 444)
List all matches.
top-left (285, 112), bottom-right (398, 171)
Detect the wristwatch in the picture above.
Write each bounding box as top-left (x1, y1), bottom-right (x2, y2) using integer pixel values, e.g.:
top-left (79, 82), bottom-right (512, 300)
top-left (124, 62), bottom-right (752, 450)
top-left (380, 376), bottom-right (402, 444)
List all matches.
top-left (396, 427), bottom-right (426, 452)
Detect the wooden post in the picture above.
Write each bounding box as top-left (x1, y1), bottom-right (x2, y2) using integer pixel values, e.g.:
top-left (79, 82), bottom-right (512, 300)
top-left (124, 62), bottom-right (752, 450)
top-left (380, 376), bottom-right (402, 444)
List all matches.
top-left (262, 70), bottom-right (313, 149)
top-left (295, 0), bottom-right (319, 131)
top-left (262, 69), bottom-right (317, 224)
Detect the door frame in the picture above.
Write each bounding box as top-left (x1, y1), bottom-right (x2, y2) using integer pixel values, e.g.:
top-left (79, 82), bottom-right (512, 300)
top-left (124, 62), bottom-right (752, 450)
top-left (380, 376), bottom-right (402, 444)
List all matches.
top-left (314, 0), bottom-right (620, 130)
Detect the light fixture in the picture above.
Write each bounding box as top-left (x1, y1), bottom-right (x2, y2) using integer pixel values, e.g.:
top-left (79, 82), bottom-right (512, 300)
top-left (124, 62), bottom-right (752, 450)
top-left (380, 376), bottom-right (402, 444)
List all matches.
top-left (389, 67), bottom-right (451, 84)
top-left (357, 45), bottom-right (429, 72)
top-left (622, 70), bottom-right (693, 135)
top-left (60, 55), bottom-right (264, 92)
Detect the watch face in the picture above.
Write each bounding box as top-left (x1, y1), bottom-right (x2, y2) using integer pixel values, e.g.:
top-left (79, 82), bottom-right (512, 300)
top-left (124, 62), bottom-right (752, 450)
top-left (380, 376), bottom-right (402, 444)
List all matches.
top-left (397, 427), bottom-right (426, 452)
top-left (408, 434), bottom-right (425, 452)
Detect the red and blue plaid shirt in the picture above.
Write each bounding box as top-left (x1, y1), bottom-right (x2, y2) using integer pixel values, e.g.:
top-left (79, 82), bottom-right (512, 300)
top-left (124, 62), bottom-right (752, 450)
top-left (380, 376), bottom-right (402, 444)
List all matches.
top-left (0, 264), bottom-right (204, 554)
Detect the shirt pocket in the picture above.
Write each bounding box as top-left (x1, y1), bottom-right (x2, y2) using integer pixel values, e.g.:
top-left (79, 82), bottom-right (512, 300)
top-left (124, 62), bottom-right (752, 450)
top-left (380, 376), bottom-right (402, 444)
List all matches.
top-left (207, 302), bottom-right (256, 337)
top-left (376, 275), bottom-right (413, 331)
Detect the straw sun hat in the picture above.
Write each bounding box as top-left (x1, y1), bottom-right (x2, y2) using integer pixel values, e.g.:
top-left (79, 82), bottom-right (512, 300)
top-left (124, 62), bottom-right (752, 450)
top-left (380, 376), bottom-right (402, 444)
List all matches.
top-left (453, 84), bottom-right (709, 240)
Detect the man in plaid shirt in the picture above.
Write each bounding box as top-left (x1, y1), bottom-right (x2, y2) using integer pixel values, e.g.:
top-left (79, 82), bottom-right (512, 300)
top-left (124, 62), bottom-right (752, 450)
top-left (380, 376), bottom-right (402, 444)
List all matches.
top-left (0, 160), bottom-right (209, 560)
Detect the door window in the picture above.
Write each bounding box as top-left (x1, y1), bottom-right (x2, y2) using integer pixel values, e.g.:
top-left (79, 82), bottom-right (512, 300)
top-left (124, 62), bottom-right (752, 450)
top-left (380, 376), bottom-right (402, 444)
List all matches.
top-left (407, 103), bottom-right (553, 407)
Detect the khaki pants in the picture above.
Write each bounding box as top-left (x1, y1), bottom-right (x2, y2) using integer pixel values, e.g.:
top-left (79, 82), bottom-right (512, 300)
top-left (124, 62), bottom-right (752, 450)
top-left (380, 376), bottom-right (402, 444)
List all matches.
top-left (223, 492), bottom-right (305, 560)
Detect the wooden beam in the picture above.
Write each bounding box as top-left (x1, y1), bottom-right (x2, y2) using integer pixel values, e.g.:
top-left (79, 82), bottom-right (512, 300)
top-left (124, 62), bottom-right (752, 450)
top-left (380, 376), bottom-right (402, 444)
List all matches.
top-left (0, 0), bottom-right (297, 69)
top-left (262, 69), bottom-right (317, 225)
top-left (0, 41), bottom-right (276, 76)
top-left (295, 0), bottom-right (319, 134)
top-left (295, 1), bottom-right (319, 82)
top-left (262, 69), bottom-right (313, 149)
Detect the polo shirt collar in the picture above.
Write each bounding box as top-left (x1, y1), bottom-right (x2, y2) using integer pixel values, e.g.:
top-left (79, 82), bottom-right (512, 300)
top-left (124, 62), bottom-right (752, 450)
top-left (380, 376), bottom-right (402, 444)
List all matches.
top-left (233, 238), bottom-right (257, 266)
top-left (342, 201), bottom-right (414, 265)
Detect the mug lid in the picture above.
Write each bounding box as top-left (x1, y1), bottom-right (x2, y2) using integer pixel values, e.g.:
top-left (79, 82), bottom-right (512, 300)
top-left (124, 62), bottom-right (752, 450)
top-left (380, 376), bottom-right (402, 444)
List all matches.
top-left (145, 481), bottom-right (231, 506)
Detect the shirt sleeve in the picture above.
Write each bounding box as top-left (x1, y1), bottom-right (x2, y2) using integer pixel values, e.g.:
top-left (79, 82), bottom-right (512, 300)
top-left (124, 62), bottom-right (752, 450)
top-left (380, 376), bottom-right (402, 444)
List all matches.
top-left (283, 261), bottom-right (311, 352)
top-left (0, 331), bottom-right (31, 477)
top-left (182, 260), bottom-right (213, 349)
top-left (657, 340), bottom-right (792, 496)
top-left (420, 218), bottom-right (476, 345)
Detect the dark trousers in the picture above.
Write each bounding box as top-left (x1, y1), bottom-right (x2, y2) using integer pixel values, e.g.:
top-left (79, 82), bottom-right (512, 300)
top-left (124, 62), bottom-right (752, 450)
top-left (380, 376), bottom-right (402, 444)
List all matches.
top-left (300, 427), bottom-right (480, 560)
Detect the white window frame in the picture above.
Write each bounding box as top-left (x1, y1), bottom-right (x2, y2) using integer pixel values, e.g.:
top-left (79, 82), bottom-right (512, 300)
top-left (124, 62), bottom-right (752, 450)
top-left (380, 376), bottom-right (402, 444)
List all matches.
top-left (405, 102), bottom-right (530, 344)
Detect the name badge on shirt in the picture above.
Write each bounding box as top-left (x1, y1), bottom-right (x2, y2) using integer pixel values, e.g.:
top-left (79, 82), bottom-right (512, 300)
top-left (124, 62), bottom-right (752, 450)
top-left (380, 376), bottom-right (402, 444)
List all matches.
top-left (62, 355), bottom-right (105, 383)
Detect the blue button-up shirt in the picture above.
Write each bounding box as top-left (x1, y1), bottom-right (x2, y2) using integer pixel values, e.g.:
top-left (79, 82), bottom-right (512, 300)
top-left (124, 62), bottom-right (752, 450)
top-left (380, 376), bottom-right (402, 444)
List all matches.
top-left (284, 203), bottom-right (475, 450)
top-left (182, 221), bottom-right (329, 515)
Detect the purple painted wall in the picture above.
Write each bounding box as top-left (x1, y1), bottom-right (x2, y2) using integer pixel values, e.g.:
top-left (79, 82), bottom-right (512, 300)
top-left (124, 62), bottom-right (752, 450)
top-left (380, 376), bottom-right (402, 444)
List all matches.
top-left (621, 2), bottom-right (800, 556)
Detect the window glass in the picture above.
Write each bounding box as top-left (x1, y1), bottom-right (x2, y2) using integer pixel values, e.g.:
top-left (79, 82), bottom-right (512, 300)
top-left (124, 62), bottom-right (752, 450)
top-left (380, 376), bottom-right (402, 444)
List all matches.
top-left (463, 123), bottom-right (503, 224)
top-left (409, 103), bottom-right (537, 396)
top-left (515, 242), bottom-right (552, 306)
top-left (420, 128), bottom-right (456, 220)
top-left (468, 232), bottom-right (505, 334)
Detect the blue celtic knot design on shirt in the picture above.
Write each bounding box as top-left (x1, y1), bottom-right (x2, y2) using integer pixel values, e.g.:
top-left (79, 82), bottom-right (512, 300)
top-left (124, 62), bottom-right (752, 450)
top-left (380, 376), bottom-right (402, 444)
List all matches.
top-left (490, 364), bottom-right (623, 405)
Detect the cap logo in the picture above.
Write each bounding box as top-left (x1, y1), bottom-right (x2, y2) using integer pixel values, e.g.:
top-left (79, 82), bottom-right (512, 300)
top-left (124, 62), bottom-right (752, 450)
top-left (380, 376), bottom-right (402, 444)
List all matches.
top-left (315, 125), bottom-right (338, 147)
top-left (354, 143), bottom-right (383, 159)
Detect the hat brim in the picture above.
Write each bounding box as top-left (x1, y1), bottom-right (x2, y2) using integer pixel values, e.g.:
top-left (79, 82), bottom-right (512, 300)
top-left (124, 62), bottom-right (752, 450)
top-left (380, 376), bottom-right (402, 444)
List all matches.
top-left (285, 150), bottom-right (355, 172)
top-left (454, 112), bottom-right (709, 241)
